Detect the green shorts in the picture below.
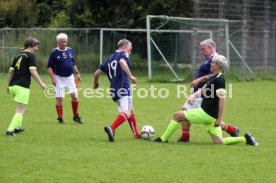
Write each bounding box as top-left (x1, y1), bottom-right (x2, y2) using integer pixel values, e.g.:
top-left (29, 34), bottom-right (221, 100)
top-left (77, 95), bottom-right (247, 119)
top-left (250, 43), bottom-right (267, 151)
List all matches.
top-left (9, 85), bottom-right (30, 105)
top-left (184, 108), bottom-right (222, 137)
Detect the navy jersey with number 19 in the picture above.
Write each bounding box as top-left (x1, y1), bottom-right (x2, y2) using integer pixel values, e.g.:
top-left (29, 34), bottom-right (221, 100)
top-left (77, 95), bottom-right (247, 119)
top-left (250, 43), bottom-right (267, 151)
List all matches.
top-left (100, 51), bottom-right (131, 101)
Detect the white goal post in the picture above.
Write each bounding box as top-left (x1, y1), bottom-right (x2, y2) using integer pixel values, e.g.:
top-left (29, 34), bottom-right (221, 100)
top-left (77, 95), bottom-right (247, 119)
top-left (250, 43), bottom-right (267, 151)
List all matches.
top-left (146, 15), bottom-right (231, 80)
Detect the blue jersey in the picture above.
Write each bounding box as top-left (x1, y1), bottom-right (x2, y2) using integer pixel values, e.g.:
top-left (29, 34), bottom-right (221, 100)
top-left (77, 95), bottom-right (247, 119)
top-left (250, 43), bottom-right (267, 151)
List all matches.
top-left (194, 55), bottom-right (213, 92)
top-left (47, 47), bottom-right (76, 77)
top-left (100, 51), bottom-right (131, 101)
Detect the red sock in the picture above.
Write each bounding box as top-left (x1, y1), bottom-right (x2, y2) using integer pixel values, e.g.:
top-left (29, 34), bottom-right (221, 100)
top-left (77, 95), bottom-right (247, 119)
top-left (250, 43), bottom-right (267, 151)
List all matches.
top-left (56, 104), bottom-right (63, 119)
top-left (111, 112), bottom-right (128, 131)
top-left (181, 129), bottom-right (190, 142)
top-left (224, 124), bottom-right (235, 134)
top-left (71, 101), bottom-right (78, 117)
top-left (128, 114), bottom-right (140, 138)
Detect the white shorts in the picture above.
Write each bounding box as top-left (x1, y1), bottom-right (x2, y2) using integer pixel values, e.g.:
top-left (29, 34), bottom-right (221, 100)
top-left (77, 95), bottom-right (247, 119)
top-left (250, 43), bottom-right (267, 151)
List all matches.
top-left (55, 74), bottom-right (77, 98)
top-left (115, 96), bottom-right (133, 113)
top-left (182, 97), bottom-right (203, 110)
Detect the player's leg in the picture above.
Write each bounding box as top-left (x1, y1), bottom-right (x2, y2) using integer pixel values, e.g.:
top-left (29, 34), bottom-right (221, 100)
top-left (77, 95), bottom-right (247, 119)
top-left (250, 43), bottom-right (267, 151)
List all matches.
top-left (220, 121), bottom-right (239, 137)
top-left (7, 86), bottom-right (29, 135)
top-left (178, 97), bottom-right (202, 142)
top-left (67, 75), bottom-right (82, 123)
top-left (153, 111), bottom-right (183, 142)
top-left (125, 97), bottom-right (140, 138)
top-left (178, 120), bottom-right (191, 142)
top-left (208, 123), bottom-right (258, 146)
top-left (55, 75), bottom-right (65, 123)
top-left (56, 97), bottom-right (63, 123)
top-left (127, 112), bottom-right (140, 138)
top-left (104, 97), bottom-right (131, 142)
top-left (70, 92), bottom-right (83, 123)
top-left (7, 103), bottom-right (26, 136)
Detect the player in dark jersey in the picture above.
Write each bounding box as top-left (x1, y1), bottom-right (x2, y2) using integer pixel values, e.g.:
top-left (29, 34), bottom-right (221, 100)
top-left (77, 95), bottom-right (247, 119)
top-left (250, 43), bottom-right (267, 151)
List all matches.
top-left (47, 33), bottom-right (83, 124)
top-left (179, 39), bottom-right (239, 142)
top-left (154, 54), bottom-right (259, 146)
top-left (94, 39), bottom-right (140, 142)
top-left (6, 37), bottom-right (46, 136)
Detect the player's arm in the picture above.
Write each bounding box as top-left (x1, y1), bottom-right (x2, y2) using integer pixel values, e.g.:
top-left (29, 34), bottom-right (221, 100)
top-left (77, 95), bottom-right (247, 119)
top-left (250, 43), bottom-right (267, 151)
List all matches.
top-left (119, 59), bottom-right (137, 84)
top-left (7, 67), bottom-right (14, 93)
top-left (73, 65), bottom-right (81, 82)
top-left (47, 67), bottom-right (57, 86)
top-left (93, 69), bottom-right (103, 89)
top-left (191, 74), bottom-right (213, 88)
top-left (214, 79), bottom-right (226, 127)
top-left (47, 55), bottom-right (57, 86)
top-left (187, 84), bottom-right (206, 105)
top-left (30, 68), bottom-right (46, 90)
top-left (214, 93), bottom-right (225, 127)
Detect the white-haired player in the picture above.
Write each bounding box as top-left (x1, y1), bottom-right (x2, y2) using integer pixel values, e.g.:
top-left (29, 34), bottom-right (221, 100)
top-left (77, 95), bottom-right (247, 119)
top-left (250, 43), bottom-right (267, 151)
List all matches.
top-left (178, 39), bottom-right (239, 142)
top-left (47, 33), bottom-right (83, 124)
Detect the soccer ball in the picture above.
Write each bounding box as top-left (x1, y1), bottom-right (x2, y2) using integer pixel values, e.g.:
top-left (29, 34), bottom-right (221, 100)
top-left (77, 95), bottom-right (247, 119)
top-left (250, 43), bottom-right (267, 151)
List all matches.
top-left (140, 125), bottom-right (154, 140)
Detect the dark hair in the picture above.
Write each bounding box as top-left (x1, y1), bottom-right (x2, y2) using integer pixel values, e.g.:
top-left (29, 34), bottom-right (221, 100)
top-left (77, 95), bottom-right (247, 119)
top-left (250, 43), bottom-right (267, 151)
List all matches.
top-left (24, 37), bottom-right (39, 49)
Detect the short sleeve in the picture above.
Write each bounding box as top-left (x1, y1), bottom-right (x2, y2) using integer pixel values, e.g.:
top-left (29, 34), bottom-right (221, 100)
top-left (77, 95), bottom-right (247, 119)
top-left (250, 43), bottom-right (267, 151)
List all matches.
top-left (215, 77), bottom-right (226, 95)
top-left (47, 52), bottom-right (55, 69)
top-left (10, 57), bottom-right (16, 71)
top-left (120, 52), bottom-right (130, 63)
top-left (69, 49), bottom-right (76, 65)
top-left (99, 62), bottom-right (107, 73)
top-left (28, 53), bottom-right (37, 70)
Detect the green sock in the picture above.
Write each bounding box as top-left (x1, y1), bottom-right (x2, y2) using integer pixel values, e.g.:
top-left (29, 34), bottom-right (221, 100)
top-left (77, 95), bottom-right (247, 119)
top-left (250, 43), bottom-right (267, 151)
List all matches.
top-left (222, 137), bottom-right (246, 145)
top-left (7, 114), bottom-right (23, 132)
top-left (160, 120), bottom-right (180, 142)
top-left (17, 115), bottom-right (23, 128)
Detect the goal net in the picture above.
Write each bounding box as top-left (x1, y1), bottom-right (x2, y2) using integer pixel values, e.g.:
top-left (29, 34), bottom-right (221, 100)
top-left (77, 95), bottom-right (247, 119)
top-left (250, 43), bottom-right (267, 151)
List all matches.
top-left (146, 15), bottom-right (230, 81)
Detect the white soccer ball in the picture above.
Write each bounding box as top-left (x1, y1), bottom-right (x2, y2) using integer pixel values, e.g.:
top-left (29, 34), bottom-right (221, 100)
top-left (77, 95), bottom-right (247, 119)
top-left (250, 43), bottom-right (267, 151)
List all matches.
top-left (140, 125), bottom-right (154, 140)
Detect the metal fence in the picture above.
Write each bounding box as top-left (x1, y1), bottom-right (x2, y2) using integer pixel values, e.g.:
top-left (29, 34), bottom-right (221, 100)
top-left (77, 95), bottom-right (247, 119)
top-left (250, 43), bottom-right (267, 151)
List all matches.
top-left (0, 28), bottom-right (149, 74)
top-left (0, 0), bottom-right (275, 78)
top-left (194, 0), bottom-right (276, 76)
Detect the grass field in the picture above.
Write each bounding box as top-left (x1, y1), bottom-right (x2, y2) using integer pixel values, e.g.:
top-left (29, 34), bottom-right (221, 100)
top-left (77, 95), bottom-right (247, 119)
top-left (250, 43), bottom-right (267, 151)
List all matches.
top-left (0, 73), bottom-right (276, 183)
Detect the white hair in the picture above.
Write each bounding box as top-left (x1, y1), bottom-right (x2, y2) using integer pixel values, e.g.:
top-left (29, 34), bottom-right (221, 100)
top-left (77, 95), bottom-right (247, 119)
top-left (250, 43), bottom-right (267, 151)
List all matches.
top-left (56, 33), bottom-right (68, 41)
top-left (200, 39), bottom-right (216, 48)
top-left (117, 39), bottom-right (131, 48)
top-left (212, 54), bottom-right (228, 72)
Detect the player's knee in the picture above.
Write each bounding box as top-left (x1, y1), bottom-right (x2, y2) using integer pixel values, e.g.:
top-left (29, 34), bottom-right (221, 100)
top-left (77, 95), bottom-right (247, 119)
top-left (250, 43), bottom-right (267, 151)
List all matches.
top-left (56, 98), bottom-right (62, 105)
top-left (182, 121), bottom-right (190, 129)
top-left (122, 110), bottom-right (131, 119)
top-left (172, 111), bottom-right (184, 122)
top-left (213, 137), bottom-right (223, 144)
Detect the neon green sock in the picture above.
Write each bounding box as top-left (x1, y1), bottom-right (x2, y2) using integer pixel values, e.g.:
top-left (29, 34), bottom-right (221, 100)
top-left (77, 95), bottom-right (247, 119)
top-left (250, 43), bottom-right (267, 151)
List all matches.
top-left (7, 114), bottom-right (23, 132)
top-left (17, 115), bottom-right (23, 128)
top-left (222, 137), bottom-right (246, 145)
top-left (161, 120), bottom-right (180, 142)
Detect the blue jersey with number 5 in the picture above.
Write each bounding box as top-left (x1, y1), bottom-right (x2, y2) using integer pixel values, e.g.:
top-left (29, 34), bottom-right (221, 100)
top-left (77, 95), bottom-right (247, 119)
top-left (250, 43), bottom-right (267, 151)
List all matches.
top-left (100, 51), bottom-right (131, 101)
top-left (47, 47), bottom-right (76, 77)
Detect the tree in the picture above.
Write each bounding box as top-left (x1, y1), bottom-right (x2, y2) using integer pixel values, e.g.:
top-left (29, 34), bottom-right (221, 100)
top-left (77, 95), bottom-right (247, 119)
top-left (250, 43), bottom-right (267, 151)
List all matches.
top-left (66, 0), bottom-right (193, 28)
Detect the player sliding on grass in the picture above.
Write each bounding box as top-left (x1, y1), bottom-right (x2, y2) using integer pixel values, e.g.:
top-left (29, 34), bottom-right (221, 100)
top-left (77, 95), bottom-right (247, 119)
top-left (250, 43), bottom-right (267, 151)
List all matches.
top-left (94, 39), bottom-right (140, 142)
top-left (6, 37), bottom-right (46, 136)
top-left (178, 39), bottom-right (239, 142)
top-left (47, 33), bottom-right (83, 124)
top-left (154, 54), bottom-right (259, 146)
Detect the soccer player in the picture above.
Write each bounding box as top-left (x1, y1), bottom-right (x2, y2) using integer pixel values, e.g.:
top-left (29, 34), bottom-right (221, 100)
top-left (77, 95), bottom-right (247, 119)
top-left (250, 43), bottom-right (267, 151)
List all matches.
top-left (178, 39), bottom-right (239, 142)
top-left (6, 37), bottom-right (46, 136)
top-left (93, 39), bottom-right (140, 142)
top-left (47, 33), bottom-right (83, 124)
top-left (154, 54), bottom-right (259, 146)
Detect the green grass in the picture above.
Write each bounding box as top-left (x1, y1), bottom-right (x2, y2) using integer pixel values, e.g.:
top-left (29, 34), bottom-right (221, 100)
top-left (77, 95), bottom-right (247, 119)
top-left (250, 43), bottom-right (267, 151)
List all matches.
top-left (0, 73), bottom-right (276, 183)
